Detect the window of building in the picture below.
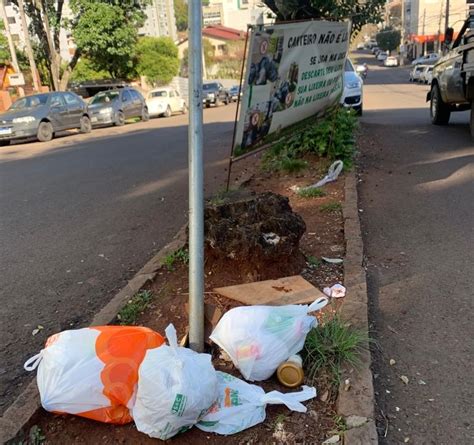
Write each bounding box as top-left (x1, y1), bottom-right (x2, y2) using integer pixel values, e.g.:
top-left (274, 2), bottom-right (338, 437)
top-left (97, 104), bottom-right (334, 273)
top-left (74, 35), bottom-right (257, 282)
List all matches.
top-left (12, 34), bottom-right (20, 43)
top-left (7, 16), bottom-right (16, 24)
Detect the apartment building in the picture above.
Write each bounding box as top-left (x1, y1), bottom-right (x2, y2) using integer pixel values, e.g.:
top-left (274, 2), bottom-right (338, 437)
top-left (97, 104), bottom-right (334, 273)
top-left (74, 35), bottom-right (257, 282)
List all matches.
top-left (139, 0), bottom-right (178, 42)
top-left (203, 0), bottom-right (272, 30)
top-left (402, 0), bottom-right (469, 55)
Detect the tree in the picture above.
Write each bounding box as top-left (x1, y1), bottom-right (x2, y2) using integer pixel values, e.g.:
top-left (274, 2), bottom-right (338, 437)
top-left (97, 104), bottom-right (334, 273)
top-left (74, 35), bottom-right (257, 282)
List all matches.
top-left (71, 57), bottom-right (111, 82)
top-left (135, 36), bottom-right (179, 85)
top-left (16, 0), bottom-right (148, 90)
top-left (376, 28), bottom-right (401, 52)
top-left (0, 22), bottom-right (10, 63)
top-left (261, 0), bottom-right (385, 33)
top-left (174, 0), bottom-right (187, 32)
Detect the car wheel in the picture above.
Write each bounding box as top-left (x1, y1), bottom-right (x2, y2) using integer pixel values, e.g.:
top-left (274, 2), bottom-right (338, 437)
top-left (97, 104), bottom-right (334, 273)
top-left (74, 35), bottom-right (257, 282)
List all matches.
top-left (115, 111), bottom-right (125, 126)
top-left (0, 140), bottom-right (10, 147)
top-left (37, 121), bottom-right (54, 142)
top-left (80, 115), bottom-right (92, 133)
top-left (142, 107), bottom-right (150, 122)
top-left (225, 96), bottom-right (229, 105)
top-left (356, 105), bottom-right (363, 116)
top-left (205, 103), bottom-right (211, 108)
top-left (430, 84), bottom-right (451, 125)
top-left (181, 103), bottom-right (187, 114)
top-left (164, 106), bottom-right (172, 118)
top-left (215, 97), bottom-right (222, 107)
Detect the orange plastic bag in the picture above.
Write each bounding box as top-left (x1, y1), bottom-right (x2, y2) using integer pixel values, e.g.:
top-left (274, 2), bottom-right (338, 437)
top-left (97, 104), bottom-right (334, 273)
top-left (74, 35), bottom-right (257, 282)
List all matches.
top-left (24, 326), bottom-right (164, 424)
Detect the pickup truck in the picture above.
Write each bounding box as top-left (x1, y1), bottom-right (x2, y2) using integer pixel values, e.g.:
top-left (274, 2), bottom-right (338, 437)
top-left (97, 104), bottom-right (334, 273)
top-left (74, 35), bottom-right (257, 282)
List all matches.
top-left (428, 10), bottom-right (474, 137)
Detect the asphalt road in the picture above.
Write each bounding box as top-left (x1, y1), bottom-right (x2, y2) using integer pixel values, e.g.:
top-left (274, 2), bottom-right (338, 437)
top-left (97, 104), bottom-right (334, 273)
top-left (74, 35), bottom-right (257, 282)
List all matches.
top-left (0, 104), bottom-right (238, 413)
top-left (356, 52), bottom-right (473, 444)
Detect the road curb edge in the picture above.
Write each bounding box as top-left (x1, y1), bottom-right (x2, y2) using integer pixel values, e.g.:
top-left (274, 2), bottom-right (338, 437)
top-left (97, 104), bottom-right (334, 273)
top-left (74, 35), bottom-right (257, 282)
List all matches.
top-left (337, 171), bottom-right (378, 445)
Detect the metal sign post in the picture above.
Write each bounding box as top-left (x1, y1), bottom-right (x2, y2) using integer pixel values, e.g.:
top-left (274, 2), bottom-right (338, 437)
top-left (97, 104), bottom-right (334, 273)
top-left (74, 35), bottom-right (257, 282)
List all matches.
top-left (188, 0), bottom-right (205, 352)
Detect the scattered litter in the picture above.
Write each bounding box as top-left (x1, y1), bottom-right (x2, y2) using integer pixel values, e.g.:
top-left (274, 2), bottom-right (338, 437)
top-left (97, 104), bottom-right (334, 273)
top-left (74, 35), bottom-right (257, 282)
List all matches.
top-left (323, 284), bottom-right (346, 298)
top-left (322, 435), bottom-right (341, 444)
top-left (210, 297), bottom-right (328, 381)
top-left (196, 371), bottom-right (316, 435)
top-left (262, 232), bottom-right (281, 246)
top-left (343, 379), bottom-right (351, 391)
top-left (395, 407), bottom-right (400, 412)
top-left (400, 375), bottom-right (409, 385)
top-left (404, 438), bottom-right (410, 443)
top-left (389, 359), bottom-right (396, 366)
top-left (322, 257), bottom-right (343, 264)
top-left (98, 254), bottom-right (105, 258)
top-left (428, 398), bottom-right (435, 402)
top-left (330, 245), bottom-right (344, 252)
top-left (386, 390), bottom-right (391, 394)
top-left (24, 326), bottom-right (164, 424)
top-left (31, 325), bottom-right (44, 336)
top-left (346, 415), bottom-right (368, 428)
top-left (277, 354), bottom-right (304, 388)
top-left (418, 379), bottom-right (426, 385)
top-left (307, 160), bottom-right (344, 189)
top-left (320, 390), bottom-right (329, 402)
top-left (133, 324), bottom-right (218, 440)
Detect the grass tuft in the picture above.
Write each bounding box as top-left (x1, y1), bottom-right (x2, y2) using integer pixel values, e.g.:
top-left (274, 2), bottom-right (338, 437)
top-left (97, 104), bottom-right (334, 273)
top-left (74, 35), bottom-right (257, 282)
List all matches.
top-left (117, 290), bottom-right (153, 325)
top-left (306, 255), bottom-right (321, 268)
top-left (303, 316), bottom-right (368, 387)
top-left (319, 201), bottom-right (342, 213)
top-left (163, 248), bottom-right (189, 270)
top-left (297, 187), bottom-right (326, 198)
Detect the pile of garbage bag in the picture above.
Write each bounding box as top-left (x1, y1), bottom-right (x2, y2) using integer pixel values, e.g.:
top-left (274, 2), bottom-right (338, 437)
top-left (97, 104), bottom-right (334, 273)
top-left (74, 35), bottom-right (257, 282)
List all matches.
top-left (25, 297), bottom-right (328, 440)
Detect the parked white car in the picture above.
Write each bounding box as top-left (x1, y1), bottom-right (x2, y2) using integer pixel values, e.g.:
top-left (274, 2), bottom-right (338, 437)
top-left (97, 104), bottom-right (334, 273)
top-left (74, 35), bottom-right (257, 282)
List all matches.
top-left (146, 87), bottom-right (186, 118)
top-left (409, 65), bottom-right (427, 82)
top-left (411, 53), bottom-right (439, 65)
top-left (420, 65), bottom-right (434, 84)
top-left (341, 59), bottom-right (363, 115)
top-left (384, 56), bottom-right (399, 67)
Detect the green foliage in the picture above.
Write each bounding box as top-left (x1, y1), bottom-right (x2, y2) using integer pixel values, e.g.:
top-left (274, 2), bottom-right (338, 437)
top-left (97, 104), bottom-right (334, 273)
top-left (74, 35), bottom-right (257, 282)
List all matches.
top-left (303, 316), bottom-right (368, 386)
top-left (262, 108), bottom-right (358, 173)
top-left (71, 57), bottom-right (111, 81)
top-left (306, 255), bottom-right (321, 268)
top-left (0, 22), bottom-right (10, 63)
top-left (376, 27), bottom-right (401, 52)
top-left (135, 36), bottom-right (179, 85)
top-left (163, 248), bottom-right (189, 271)
top-left (174, 0), bottom-right (188, 32)
top-left (262, 0), bottom-right (385, 33)
top-left (319, 201), bottom-right (342, 212)
top-left (297, 187), bottom-right (326, 198)
top-left (71, 1), bottom-right (147, 78)
top-left (117, 290), bottom-right (153, 325)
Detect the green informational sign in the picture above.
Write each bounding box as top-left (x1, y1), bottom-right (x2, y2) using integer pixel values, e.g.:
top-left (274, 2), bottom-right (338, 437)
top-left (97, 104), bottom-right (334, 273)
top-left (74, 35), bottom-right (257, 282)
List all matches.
top-left (235, 19), bottom-right (351, 154)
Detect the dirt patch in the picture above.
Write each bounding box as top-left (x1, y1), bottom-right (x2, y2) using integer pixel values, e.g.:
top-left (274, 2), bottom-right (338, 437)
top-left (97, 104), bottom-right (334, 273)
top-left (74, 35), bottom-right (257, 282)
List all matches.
top-left (30, 153), bottom-right (346, 444)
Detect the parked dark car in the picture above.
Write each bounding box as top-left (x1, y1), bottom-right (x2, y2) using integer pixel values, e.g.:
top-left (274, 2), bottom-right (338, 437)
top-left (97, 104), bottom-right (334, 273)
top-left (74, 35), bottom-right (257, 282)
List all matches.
top-left (0, 91), bottom-right (91, 145)
top-left (202, 82), bottom-right (230, 107)
top-left (88, 88), bottom-right (149, 127)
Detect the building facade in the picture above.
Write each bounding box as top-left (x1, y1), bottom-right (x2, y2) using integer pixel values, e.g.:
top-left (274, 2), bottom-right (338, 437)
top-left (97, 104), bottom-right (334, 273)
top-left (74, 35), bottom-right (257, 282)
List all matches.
top-left (203, 0), bottom-right (272, 30)
top-left (139, 0), bottom-right (178, 42)
top-left (402, 0), bottom-right (469, 56)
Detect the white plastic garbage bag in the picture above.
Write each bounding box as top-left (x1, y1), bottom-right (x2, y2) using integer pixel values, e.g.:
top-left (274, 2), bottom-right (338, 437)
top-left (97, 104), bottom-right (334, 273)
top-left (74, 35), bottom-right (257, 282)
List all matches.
top-left (197, 371), bottom-right (316, 435)
top-left (210, 297), bottom-right (328, 381)
top-left (132, 324), bottom-right (218, 440)
top-left (23, 326), bottom-right (164, 424)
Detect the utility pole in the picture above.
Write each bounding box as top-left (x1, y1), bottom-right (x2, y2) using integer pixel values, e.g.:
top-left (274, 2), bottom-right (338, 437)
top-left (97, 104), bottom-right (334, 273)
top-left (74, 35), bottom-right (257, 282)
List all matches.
top-left (444, 0), bottom-right (450, 31)
top-left (437, 0), bottom-right (445, 52)
top-left (17, 0), bottom-right (40, 91)
top-left (0, 1), bottom-right (20, 72)
top-left (422, 8), bottom-right (426, 56)
top-left (400, 0), bottom-right (405, 65)
top-left (187, 0), bottom-right (204, 352)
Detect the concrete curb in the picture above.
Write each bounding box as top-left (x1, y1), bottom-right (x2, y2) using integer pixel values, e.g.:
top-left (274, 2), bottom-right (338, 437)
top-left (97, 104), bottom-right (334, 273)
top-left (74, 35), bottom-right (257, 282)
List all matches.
top-left (0, 225), bottom-right (188, 444)
top-left (337, 172), bottom-right (378, 445)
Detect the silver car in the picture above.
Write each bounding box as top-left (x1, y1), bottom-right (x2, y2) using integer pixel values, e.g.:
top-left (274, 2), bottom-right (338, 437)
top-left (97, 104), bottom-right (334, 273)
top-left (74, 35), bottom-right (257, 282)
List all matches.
top-left (88, 88), bottom-right (149, 127)
top-left (0, 91), bottom-right (91, 146)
